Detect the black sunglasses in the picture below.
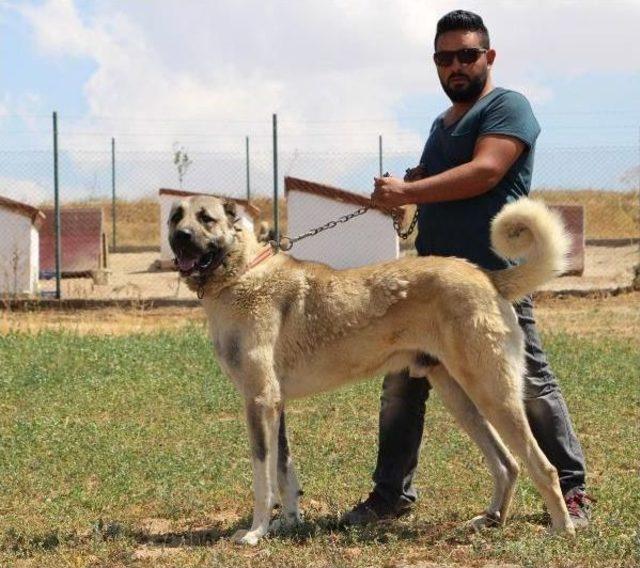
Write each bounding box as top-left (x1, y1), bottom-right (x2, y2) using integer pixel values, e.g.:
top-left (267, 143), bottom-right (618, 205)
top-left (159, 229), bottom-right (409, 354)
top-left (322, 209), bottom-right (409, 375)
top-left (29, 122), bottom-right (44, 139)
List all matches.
top-left (433, 48), bottom-right (487, 67)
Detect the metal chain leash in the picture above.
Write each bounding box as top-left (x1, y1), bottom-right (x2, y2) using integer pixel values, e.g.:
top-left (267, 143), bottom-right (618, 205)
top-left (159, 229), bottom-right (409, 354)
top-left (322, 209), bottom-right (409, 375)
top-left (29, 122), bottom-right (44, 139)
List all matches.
top-left (270, 205), bottom-right (370, 252)
top-left (393, 169), bottom-right (420, 240)
top-left (392, 207), bottom-right (419, 240)
top-left (270, 172), bottom-right (419, 251)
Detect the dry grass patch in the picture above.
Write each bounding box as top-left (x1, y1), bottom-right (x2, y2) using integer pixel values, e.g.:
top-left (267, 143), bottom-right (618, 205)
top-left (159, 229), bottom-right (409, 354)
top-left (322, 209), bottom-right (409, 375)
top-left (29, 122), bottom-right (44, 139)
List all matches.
top-left (3, 293), bottom-right (638, 340)
top-left (0, 305), bottom-right (205, 335)
top-left (531, 189), bottom-right (639, 239)
top-left (535, 292), bottom-right (640, 342)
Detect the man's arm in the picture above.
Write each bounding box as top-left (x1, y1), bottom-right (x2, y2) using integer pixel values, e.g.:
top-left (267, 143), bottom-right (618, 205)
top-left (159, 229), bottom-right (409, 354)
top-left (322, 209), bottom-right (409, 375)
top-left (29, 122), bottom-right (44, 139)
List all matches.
top-left (372, 134), bottom-right (526, 208)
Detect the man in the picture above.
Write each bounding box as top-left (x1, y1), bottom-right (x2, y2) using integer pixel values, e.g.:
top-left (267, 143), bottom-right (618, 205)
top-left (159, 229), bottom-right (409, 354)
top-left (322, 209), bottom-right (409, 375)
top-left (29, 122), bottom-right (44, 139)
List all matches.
top-left (342, 10), bottom-right (592, 529)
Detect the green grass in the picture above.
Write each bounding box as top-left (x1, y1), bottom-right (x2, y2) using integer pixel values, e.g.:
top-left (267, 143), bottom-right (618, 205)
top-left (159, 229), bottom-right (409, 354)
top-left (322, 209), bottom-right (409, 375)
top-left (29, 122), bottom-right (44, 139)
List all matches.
top-left (0, 328), bottom-right (638, 567)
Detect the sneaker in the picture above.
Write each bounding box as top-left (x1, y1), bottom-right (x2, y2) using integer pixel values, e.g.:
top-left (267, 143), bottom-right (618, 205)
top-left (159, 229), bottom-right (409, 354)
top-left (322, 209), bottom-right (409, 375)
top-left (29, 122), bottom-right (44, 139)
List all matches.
top-left (564, 487), bottom-right (594, 529)
top-left (340, 491), bottom-right (413, 526)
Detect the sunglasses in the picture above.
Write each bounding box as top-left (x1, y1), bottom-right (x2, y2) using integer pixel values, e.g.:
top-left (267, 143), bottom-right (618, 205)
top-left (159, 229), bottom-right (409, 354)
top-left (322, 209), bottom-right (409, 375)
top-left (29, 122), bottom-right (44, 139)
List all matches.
top-left (433, 48), bottom-right (488, 67)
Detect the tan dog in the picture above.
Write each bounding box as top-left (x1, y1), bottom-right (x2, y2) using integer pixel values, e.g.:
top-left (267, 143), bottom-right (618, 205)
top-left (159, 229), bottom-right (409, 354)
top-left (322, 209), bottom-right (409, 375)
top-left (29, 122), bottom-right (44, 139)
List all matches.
top-left (168, 195), bottom-right (574, 545)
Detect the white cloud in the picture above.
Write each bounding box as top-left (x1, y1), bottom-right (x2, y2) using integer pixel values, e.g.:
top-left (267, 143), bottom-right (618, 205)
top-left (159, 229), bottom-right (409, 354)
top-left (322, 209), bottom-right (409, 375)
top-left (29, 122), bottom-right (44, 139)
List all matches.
top-left (0, 91), bottom-right (42, 121)
top-left (0, 176), bottom-right (49, 205)
top-left (483, 0), bottom-right (640, 77)
top-left (12, 0), bottom-right (640, 158)
top-left (16, 0), bottom-right (445, 153)
top-left (19, 0), bottom-right (91, 56)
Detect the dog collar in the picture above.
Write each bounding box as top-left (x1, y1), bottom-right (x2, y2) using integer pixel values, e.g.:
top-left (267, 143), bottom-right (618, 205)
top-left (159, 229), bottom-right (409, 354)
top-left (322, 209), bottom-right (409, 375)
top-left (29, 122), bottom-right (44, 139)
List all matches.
top-left (197, 245), bottom-right (276, 299)
top-left (244, 245), bottom-right (276, 272)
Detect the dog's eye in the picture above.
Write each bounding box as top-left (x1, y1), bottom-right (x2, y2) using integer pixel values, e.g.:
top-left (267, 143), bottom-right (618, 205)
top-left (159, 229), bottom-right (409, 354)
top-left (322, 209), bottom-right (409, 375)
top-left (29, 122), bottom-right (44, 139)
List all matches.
top-left (199, 212), bottom-right (217, 224)
top-left (170, 209), bottom-right (183, 224)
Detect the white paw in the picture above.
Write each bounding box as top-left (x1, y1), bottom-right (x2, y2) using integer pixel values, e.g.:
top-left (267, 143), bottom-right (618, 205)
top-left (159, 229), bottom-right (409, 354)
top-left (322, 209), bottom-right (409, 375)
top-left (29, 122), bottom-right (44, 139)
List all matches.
top-left (231, 528), bottom-right (261, 546)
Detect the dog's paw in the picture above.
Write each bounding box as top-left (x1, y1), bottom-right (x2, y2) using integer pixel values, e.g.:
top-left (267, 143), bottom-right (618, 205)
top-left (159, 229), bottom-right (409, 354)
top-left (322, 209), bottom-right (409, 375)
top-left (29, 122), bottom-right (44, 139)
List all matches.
top-left (548, 522), bottom-right (576, 537)
top-left (467, 511), bottom-right (501, 532)
top-left (269, 513), bottom-right (302, 534)
top-left (230, 529), bottom-right (261, 546)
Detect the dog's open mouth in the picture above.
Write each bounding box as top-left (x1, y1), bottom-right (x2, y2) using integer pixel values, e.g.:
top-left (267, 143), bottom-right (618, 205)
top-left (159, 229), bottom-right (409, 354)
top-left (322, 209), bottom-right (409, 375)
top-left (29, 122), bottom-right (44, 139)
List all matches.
top-left (174, 249), bottom-right (226, 276)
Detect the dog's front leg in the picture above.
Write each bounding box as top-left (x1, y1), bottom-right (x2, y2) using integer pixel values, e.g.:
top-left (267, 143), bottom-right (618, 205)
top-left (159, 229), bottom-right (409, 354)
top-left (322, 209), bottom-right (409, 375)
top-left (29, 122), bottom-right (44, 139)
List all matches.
top-left (232, 397), bottom-right (280, 546)
top-left (269, 408), bottom-right (302, 532)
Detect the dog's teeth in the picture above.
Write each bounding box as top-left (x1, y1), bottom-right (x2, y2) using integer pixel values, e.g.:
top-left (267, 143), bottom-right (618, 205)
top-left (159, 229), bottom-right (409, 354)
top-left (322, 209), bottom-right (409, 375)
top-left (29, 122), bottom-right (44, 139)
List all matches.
top-left (178, 257), bottom-right (197, 271)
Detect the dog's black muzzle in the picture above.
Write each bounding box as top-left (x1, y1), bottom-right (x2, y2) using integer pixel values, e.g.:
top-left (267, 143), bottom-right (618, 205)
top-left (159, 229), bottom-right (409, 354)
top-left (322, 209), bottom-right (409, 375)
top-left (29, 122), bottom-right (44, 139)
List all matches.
top-left (171, 231), bottom-right (227, 277)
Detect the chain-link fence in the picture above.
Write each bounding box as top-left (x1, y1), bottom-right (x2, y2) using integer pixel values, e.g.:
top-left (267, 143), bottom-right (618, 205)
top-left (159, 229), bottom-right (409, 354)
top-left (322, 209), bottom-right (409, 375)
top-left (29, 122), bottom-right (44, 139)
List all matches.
top-left (1, 115), bottom-right (638, 300)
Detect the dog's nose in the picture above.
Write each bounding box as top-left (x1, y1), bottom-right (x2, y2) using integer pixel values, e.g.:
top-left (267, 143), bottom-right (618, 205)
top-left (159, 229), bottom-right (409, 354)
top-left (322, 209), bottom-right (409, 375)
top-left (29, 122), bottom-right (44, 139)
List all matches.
top-left (173, 228), bottom-right (193, 245)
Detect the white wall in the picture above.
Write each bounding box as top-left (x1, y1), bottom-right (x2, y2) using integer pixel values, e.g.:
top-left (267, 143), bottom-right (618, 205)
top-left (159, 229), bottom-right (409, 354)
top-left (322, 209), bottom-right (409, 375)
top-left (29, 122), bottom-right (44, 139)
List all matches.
top-left (30, 224), bottom-right (39, 292)
top-left (286, 191), bottom-right (399, 269)
top-left (0, 208), bottom-right (39, 295)
top-left (159, 193), bottom-right (255, 263)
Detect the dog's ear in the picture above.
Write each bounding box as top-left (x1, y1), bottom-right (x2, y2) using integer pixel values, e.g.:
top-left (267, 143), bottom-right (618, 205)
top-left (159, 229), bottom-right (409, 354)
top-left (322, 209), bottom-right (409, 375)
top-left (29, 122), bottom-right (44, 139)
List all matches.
top-left (223, 200), bottom-right (239, 224)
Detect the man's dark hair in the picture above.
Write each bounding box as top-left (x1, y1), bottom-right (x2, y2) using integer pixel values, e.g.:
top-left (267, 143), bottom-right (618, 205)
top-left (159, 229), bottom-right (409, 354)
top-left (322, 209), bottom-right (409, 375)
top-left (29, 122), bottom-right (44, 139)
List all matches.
top-left (434, 10), bottom-right (490, 50)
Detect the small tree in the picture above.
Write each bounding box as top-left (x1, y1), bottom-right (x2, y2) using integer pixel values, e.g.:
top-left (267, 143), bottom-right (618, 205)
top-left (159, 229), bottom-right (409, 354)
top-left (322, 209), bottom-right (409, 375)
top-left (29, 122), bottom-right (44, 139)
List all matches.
top-left (173, 143), bottom-right (192, 188)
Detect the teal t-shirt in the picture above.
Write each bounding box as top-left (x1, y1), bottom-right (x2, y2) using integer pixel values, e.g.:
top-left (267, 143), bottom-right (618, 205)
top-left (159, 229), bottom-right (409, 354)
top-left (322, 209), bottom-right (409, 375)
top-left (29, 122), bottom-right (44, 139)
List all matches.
top-left (415, 87), bottom-right (540, 269)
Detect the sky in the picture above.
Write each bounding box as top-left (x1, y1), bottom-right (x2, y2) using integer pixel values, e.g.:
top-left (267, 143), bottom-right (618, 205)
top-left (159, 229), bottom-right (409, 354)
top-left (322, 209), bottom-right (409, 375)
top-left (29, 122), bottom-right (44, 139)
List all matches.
top-left (1, 0), bottom-right (639, 202)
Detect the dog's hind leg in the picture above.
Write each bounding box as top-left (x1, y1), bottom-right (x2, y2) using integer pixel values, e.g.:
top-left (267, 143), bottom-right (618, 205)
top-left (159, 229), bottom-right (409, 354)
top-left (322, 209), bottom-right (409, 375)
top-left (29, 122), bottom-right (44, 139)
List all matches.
top-left (427, 364), bottom-right (519, 530)
top-left (269, 408), bottom-right (303, 533)
top-left (455, 363), bottom-right (574, 535)
top-left (231, 394), bottom-right (281, 546)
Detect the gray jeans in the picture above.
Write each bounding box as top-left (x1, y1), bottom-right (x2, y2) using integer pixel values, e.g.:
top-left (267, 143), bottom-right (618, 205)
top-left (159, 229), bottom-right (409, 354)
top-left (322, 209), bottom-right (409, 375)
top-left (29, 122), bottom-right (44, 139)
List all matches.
top-left (373, 296), bottom-right (586, 504)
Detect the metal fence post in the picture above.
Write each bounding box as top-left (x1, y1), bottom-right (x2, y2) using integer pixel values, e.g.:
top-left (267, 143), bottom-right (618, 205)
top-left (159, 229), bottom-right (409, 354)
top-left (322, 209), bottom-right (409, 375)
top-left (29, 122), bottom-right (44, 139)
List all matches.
top-left (245, 135), bottom-right (251, 202)
top-left (53, 111), bottom-right (61, 300)
top-left (111, 137), bottom-right (116, 251)
top-left (272, 114), bottom-right (279, 242)
top-left (378, 134), bottom-right (383, 177)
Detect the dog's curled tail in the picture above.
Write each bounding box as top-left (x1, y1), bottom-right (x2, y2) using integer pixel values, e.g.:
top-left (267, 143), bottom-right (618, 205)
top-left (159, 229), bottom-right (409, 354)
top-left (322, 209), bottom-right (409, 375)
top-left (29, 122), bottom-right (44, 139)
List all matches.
top-left (488, 198), bottom-right (570, 302)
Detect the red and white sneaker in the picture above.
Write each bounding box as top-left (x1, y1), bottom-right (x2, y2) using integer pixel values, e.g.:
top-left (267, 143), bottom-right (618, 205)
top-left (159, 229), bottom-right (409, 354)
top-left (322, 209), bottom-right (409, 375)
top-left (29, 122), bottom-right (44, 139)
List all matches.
top-left (564, 487), bottom-right (594, 529)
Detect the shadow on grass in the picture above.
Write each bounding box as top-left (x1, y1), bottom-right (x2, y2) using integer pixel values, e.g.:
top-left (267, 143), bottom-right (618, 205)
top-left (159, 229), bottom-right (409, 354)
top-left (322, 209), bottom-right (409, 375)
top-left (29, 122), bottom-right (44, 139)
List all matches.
top-left (1, 528), bottom-right (68, 556)
top-left (127, 513), bottom-right (461, 549)
top-left (1, 518), bottom-right (238, 557)
top-left (267, 510), bottom-right (552, 547)
top-left (254, 512), bottom-right (467, 547)
top-left (129, 518), bottom-right (248, 548)
top-left (1, 511), bottom-right (551, 556)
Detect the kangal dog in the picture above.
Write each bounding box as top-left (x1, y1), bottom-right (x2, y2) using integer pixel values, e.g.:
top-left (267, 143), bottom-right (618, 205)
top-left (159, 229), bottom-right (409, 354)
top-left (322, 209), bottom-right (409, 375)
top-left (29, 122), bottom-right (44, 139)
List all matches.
top-left (168, 195), bottom-right (573, 545)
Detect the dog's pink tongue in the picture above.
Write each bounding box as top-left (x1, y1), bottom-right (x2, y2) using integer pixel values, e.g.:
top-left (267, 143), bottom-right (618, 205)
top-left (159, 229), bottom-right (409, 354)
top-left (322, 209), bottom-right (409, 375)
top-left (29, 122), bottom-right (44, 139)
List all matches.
top-left (178, 257), bottom-right (197, 272)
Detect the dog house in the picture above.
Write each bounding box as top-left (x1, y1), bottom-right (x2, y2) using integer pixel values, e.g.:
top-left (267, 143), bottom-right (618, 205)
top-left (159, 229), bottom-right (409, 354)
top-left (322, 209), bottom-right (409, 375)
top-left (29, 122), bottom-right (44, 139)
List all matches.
top-left (158, 188), bottom-right (261, 269)
top-left (548, 204), bottom-right (585, 276)
top-left (0, 195), bottom-right (45, 295)
top-left (284, 177), bottom-right (402, 269)
top-left (39, 207), bottom-right (108, 279)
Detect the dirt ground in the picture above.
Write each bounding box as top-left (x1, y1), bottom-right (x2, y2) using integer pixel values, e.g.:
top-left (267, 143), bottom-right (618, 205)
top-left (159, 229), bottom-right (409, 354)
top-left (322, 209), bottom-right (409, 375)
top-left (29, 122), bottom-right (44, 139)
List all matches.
top-left (540, 243), bottom-right (638, 293)
top-left (36, 244), bottom-right (639, 301)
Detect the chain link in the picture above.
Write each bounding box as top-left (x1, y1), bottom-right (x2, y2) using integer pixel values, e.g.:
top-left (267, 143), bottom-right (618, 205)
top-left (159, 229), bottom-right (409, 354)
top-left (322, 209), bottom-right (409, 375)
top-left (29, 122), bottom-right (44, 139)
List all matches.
top-left (392, 207), bottom-right (419, 240)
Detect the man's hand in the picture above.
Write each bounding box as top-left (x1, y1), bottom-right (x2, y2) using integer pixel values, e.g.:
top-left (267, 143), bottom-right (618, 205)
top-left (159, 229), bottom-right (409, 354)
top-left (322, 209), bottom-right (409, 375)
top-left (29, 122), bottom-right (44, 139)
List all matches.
top-left (372, 175), bottom-right (409, 208)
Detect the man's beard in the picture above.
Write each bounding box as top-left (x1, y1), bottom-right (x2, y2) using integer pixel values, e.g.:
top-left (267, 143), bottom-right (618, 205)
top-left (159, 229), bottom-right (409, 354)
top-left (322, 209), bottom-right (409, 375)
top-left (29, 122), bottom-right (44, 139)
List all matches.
top-left (441, 70), bottom-right (487, 103)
